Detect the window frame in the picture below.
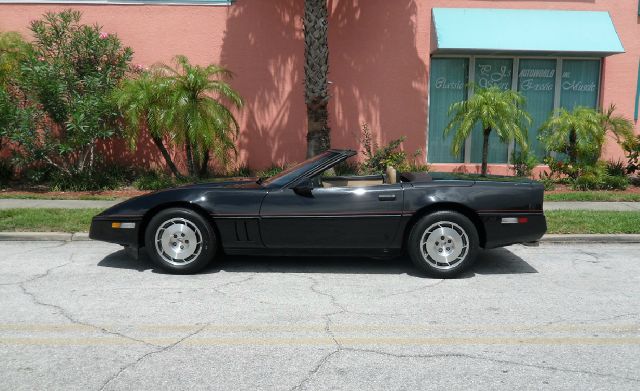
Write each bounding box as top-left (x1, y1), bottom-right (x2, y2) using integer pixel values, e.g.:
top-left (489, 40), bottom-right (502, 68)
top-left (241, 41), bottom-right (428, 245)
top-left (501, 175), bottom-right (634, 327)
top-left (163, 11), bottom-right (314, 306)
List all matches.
top-left (426, 54), bottom-right (603, 164)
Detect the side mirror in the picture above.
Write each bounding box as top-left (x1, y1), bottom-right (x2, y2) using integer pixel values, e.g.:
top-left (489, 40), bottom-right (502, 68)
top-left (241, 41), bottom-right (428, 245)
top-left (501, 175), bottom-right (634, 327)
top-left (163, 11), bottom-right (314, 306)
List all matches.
top-left (293, 178), bottom-right (314, 196)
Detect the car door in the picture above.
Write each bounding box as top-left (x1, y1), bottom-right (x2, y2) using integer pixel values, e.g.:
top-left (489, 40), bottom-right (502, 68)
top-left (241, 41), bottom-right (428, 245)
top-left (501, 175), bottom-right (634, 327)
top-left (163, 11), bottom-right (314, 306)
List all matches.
top-left (259, 183), bottom-right (404, 249)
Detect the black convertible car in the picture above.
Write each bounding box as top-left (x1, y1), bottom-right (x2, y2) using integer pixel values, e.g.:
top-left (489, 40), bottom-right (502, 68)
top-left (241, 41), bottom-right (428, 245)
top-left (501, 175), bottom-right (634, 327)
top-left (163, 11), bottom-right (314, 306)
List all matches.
top-left (90, 149), bottom-right (546, 277)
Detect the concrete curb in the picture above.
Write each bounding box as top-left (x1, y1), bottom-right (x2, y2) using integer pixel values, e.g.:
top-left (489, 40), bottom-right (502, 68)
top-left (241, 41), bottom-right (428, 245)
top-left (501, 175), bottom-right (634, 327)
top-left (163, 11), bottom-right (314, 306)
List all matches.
top-left (1, 232), bottom-right (640, 243)
top-left (0, 232), bottom-right (93, 241)
top-left (540, 234), bottom-right (640, 243)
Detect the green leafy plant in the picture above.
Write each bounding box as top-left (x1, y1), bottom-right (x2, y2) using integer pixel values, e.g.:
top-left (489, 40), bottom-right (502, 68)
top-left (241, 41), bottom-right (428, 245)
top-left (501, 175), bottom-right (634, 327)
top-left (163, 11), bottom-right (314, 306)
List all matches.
top-left (255, 165), bottom-right (286, 178)
top-left (622, 135), bottom-right (640, 175)
top-left (115, 56), bottom-right (243, 178)
top-left (445, 85), bottom-right (531, 176)
top-left (133, 171), bottom-right (178, 191)
top-left (161, 55), bottom-right (244, 177)
top-left (511, 148), bottom-right (538, 178)
top-left (540, 105), bottom-right (633, 173)
top-left (570, 162), bottom-right (629, 191)
top-left (359, 123), bottom-right (424, 174)
top-left (5, 10), bottom-right (132, 177)
top-left (605, 159), bottom-right (627, 178)
top-left (113, 70), bottom-right (181, 177)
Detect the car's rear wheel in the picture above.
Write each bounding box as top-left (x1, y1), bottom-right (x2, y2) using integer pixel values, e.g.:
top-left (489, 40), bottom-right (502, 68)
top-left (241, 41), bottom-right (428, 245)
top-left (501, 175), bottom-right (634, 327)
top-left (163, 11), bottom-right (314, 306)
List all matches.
top-left (144, 208), bottom-right (217, 274)
top-left (407, 210), bottom-right (479, 278)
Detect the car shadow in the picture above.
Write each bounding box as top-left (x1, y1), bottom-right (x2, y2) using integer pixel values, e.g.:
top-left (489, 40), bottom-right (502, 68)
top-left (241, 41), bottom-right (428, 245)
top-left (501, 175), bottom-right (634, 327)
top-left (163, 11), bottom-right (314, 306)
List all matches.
top-left (97, 246), bottom-right (537, 277)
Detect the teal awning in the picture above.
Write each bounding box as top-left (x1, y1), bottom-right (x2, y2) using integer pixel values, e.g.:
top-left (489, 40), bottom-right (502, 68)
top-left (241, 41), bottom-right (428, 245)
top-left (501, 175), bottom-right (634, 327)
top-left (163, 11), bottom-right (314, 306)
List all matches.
top-left (432, 8), bottom-right (624, 56)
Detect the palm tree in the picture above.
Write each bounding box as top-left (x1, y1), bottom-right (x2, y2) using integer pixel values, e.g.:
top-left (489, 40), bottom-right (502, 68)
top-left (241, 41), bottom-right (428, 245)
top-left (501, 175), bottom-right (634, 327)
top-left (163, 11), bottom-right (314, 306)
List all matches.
top-left (540, 104), bottom-right (634, 167)
top-left (303, 0), bottom-right (331, 158)
top-left (540, 107), bottom-right (604, 165)
top-left (600, 104), bottom-right (634, 148)
top-left (445, 86), bottom-right (531, 176)
top-left (161, 55), bottom-right (244, 177)
top-left (112, 71), bottom-right (181, 178)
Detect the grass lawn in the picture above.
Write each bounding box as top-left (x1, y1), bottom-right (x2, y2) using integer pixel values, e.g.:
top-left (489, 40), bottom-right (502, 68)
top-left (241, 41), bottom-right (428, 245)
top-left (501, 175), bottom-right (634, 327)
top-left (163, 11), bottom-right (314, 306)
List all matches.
top-left (544, 192), bottom-right (640, 202)
top-left (545, 211), bottom-right (640, 234)
top-left (0, 194), bottom-right (119, 201)
top-left (1, 208), bottom-right (639, 235)
top-left (0, 209), bottom-right (102, 232)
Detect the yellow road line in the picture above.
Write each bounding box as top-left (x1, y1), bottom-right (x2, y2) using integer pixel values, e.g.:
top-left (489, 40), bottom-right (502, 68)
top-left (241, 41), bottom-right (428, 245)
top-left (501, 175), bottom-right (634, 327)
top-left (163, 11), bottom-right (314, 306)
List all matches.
top-left (1, 336), bottom-right (639, 346)
top-left (0, 323), bottom-right (638, 333)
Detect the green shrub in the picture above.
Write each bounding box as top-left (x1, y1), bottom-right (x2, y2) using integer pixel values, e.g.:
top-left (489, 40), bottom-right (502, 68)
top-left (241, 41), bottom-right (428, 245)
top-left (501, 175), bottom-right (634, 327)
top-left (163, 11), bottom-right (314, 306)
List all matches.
top-left (227, 165), bottom-right (251, 177)
top-left (602, 175), bottom-right (629, 190)
top-left (511, 149), bottom-right (538, 177)
top-left (622, 135), bottom-right (640, 174)
top-left (255, 165), bottom-right (285, 178)
top-left (570, 162), bottom-right (629, 191)
top-left (359, 123), bottom-right (425, 174)
top-left (49, 164), bottom-right (136, 191)
top-left (605, 159), bottom-right (627, 177)
top-left (5, 10), bottom-right (132, 178)
top-left (133, 171), bottom-right (177, 191)
top-left (333, 161), bottom-right (359, 176)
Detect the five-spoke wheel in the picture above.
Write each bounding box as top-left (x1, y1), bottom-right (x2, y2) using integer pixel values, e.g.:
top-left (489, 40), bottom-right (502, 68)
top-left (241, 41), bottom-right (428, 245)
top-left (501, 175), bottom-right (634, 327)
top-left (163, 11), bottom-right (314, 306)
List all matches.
top-left (408, 211), bottom-right (479, 278)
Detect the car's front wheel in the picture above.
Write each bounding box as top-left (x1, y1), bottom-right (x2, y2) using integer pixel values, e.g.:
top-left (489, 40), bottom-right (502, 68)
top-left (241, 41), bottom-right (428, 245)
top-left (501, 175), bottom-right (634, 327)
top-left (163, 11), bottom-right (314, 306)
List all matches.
top-left (144, 208), bottom-right (217, 274)
top-left (407, 211), bottom-right (479, 278)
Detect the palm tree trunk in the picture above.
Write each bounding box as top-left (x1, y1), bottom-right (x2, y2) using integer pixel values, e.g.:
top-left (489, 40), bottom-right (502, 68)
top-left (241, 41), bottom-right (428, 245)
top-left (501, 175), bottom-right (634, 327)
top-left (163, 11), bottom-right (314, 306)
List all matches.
top-left (568, 128), bottom-right (577, 165)
top-left (151, 135), bottom-right (181, 178)
top-left (481, 128), bottom-right (491, 177)
top-left (304, 0), bottom-right (331, 158)
top-left (185, 142), bottom-right (196, 177)
top-left (199, 149), bottom-right (210, 178)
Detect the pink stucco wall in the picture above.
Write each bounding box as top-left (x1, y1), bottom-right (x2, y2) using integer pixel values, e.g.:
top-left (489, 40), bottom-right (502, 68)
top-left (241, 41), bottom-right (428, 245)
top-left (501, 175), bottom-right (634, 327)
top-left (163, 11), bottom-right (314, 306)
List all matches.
top-left (1, 0), bottom-right (638, 174)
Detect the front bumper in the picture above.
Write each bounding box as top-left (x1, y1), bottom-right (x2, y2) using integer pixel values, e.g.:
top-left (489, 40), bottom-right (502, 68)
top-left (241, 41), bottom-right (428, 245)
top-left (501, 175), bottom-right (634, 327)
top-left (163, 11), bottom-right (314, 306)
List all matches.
top-left (89, 216), bottom-right (142, 247)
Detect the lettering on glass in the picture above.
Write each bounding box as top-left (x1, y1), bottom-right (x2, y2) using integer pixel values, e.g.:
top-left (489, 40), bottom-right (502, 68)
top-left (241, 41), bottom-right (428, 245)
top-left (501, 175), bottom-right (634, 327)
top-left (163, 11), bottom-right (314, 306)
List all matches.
top-left (561, 71), bottom-right (596, 93)
top-left (476, 64), bottom-right (511, 89)
top-left (434, 77), bottom-right (464, 90)
top-left (519, 67), bottom-right (555, 92)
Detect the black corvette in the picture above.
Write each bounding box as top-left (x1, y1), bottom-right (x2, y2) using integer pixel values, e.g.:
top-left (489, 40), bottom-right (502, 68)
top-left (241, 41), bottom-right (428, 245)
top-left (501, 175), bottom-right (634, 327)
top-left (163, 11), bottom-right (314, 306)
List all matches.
top-left (90, 149), bottom-right (546, 277)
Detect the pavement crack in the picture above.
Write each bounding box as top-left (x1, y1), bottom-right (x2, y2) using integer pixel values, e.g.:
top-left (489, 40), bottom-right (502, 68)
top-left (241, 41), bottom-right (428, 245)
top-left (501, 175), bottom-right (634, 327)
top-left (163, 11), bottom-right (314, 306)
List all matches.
top-left (99, 324), bottom-right (208, 391)
top-left (379, 279), bottom-right (445, 298)
top-left (17, 258), bottom-right (161, 350)
top-left (288, 349), bottom-right (340, 391)
top-left (210, 275), bottom-right (255, 296)
top-left (288, 275), bottom-right (344, 391)
top-left (340, 348), bottom-right (640, 383)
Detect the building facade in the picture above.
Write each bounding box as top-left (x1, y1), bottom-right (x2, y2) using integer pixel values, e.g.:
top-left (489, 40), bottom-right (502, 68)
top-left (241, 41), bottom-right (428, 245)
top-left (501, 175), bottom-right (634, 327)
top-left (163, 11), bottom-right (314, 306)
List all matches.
top-left (1, 0), bottom-right (638, 174)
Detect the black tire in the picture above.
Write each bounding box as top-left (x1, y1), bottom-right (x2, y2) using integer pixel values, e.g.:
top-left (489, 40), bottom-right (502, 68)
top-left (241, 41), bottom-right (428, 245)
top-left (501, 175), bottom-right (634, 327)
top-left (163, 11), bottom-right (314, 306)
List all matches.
top-left (407, 210), bottom-right (479, 278)
top-left (144, 207), bottom-right (217, 274)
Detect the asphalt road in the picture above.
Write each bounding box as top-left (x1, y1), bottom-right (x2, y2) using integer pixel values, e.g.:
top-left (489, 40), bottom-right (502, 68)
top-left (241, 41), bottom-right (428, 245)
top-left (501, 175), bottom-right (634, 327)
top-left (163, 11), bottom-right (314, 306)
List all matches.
top-left (0, 241), bottom-right (638, 391)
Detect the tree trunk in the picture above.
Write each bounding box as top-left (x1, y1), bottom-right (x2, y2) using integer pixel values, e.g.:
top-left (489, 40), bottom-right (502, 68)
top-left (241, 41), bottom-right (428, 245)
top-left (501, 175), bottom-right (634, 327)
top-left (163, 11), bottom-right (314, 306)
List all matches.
top-left (568, 128), bottom-right (577, 165)
top-left (185, 142), bottom-right (196, 177)
top-left (481, 128), bottom-right (491, 177)
top-left (199, 149), bottom-right (210, 178)
top-left (151, 135), bottom-right (181, 178)
top-left (304, 0), bottom-right (331, 158)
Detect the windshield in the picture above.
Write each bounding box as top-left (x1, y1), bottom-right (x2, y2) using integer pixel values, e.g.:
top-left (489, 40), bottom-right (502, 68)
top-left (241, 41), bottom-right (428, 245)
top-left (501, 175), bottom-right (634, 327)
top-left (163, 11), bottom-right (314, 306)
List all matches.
top-left (260, 151), bottom-right (336, 187)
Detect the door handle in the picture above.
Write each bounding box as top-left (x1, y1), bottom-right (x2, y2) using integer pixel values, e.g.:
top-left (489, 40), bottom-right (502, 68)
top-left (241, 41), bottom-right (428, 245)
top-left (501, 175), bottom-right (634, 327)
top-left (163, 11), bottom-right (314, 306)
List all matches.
top-left (378, 194), bottom-right (396, 201)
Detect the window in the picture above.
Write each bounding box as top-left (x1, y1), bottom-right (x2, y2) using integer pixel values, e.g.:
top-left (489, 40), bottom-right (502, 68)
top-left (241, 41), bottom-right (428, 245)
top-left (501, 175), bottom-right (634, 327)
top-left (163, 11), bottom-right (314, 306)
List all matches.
top-left (427, 58), bottom-right (468, 163)
top-left (518, 59), bottom-right (557, 159)
top-left (470, 58), bottom-right (514, 164)
top-left (427, 56), bottom-right (602, 164)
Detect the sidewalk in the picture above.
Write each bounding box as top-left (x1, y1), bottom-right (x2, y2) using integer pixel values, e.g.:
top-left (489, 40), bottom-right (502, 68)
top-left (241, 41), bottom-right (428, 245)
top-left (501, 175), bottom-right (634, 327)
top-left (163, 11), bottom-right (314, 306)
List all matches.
top-left (1, 198), bottom-right (640, 211)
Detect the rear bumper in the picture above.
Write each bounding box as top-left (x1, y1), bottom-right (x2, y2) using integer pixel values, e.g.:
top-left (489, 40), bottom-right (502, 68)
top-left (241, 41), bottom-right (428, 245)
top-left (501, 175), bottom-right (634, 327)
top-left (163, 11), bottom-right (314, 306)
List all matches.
top-left (480, 213), bottom-right (547, 249)
top-left (89, 216), bottom-right (142, 247)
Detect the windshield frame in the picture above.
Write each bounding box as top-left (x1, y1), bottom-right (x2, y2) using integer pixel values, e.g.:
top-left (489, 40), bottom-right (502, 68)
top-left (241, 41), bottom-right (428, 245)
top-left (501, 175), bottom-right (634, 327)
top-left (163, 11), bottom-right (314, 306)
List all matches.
top-left (261, 150), bottom-right (353, 189)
